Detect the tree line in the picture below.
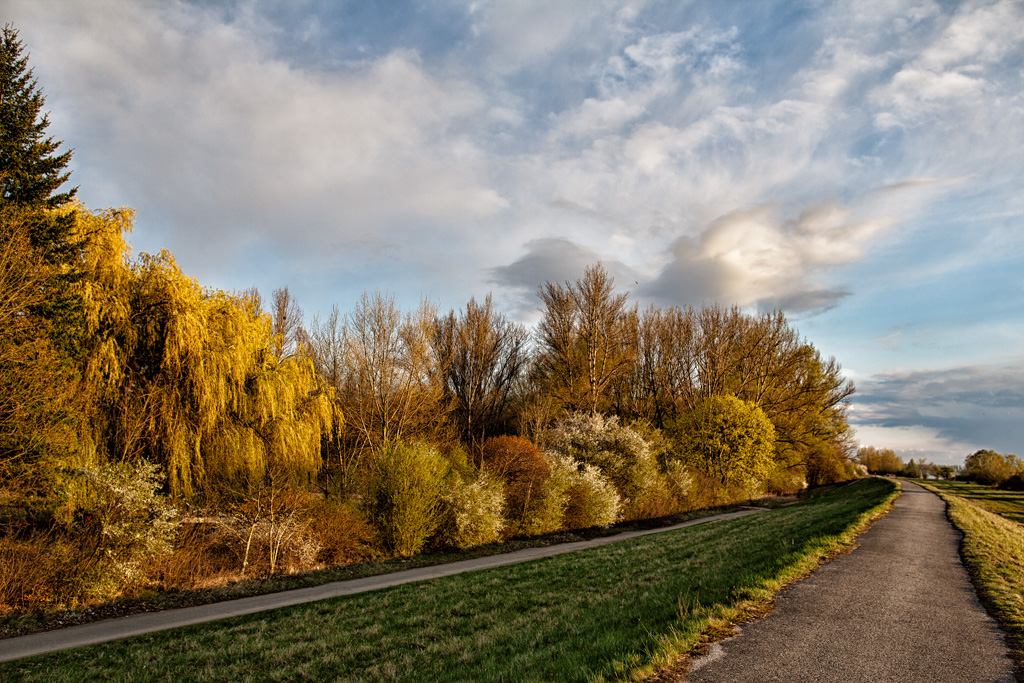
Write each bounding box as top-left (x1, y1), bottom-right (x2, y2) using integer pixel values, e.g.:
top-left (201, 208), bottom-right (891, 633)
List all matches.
top-left (0, 24), bottom-right (859, 610)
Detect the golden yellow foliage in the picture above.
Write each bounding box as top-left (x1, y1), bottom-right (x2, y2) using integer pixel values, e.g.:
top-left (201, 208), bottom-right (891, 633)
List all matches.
top-left (70, 206), bottom-right (337, 498)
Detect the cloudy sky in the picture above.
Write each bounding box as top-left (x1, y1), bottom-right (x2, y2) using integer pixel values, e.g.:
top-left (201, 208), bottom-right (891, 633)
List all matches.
top-left (8, 0), bottom-right (1024, 465)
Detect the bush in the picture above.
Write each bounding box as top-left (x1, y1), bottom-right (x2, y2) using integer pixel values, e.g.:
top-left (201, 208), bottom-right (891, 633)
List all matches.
top-left (149, 517), bottom-right (240, 590)
top-left (562, 462), bottom-right (620, 530)
top-left (999, 474), bottom-right (1024, 491)
top-left (0, 532), bottom-right (72, 611)
top-left (436, 471), bottom-right (505, 549)
top-left (806, 445), bottom-right (854, 487)
top-left (307, 498), bottom-right (378, 565)
top-left (367, 441), bottom-right (450, 557)
top-left (965, 449), bottom-right (1022, 486)
top-left (481, 436), bottom-right (552, 535)
top-left (669, 395), bottom-right (776, 489)
top-left (546, 413), bottom-right (657, 519)
top-left (67, 460), bottom-right (179, 596)
top-left (515, 453), bottom-right (574, 537)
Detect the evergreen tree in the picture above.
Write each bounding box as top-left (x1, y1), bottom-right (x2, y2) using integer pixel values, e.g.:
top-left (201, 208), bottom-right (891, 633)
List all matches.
top-left (1, 24), bottom-right (76, 210)
top-left (0, 24), bottom-right (83, 356)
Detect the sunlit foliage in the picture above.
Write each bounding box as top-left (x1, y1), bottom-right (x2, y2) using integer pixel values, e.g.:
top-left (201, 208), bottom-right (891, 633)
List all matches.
top-left (71, 206), bottom-right (334, 498)
top-left (366, 441), bottom-right (450, 556)
top-left (671, 395), bottom-right (777, 488)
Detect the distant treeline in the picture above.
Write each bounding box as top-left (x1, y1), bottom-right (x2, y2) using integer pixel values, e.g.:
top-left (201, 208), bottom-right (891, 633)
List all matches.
top-left (855, 446), bottom-right (1023, 489)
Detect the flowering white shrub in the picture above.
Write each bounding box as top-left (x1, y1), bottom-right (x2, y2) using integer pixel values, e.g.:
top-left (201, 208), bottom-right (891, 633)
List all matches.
top-left (74, 460), bottom-right (179, 590)
top-left (546, 412), bottom-right (658, 517)
top-left (563, 462), bottom-right (620, 529)
top-left (437, 470), bottom-right (505, 549)
top-left (663, 460), bottom-right (694, 505)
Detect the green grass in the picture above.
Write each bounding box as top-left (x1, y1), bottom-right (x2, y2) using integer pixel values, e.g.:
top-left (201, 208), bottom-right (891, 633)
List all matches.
top-left (916, 480), bottom-right (1024, 677)
top-left (1, 478), bottom-right (897, 682)
top-left (919, 479), bottom-right (1024, 524)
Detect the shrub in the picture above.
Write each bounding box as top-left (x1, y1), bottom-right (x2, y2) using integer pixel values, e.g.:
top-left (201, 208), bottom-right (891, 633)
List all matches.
top-left (367, 441), bottom-right (450, 556)
top-left (436, 471), bottom-right (505, 549)
top-left (546, 413), bottom-right (657, 519)
top-left (999, 474), bottom-right (1024, 491)
top-left (806, 445), bottom-right (854, 487)
top-left (515, 452), bottom-right (574, 536)
top-left (307, 498), bottom-right (378, 565)
top-left (562, 462), bottom-right (620, 530)
top-left (67, 460), bottom-right (179, 595)
top-left (480, 436), bottom-right (550, 531)
top-left (0, 532), bottom-right (71, 611)
top-left (669, 395), bottom-right (776, 489)
top-left (149, 517), bottom-right (240, 590)
top-left (965, 449), bottom-right (1022, 486)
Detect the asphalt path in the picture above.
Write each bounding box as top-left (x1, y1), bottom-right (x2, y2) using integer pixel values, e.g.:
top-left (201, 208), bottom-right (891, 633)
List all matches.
top-left (685, 480), bottom-right (1015, 682)
top-left (0, 506), bottom-right (768, 663)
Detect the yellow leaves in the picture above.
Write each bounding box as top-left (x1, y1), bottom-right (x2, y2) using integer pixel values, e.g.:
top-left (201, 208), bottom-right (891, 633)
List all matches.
top-left (72, 205), bottom-right (334, 499)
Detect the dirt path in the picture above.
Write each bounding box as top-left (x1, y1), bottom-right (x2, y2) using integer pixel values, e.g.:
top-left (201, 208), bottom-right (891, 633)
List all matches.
top-left (0, 507), bottom-right (767, 663)
top-left (684, 481), bottom-right (1015, 682)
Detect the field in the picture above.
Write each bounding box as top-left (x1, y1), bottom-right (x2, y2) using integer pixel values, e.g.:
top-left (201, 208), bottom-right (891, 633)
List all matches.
top-left (1, 478), bottom-right (897, 683)
top-left (917, 479), bottom-right (1024, 675)
top-left (919, 479), bottom-right (1024, 524)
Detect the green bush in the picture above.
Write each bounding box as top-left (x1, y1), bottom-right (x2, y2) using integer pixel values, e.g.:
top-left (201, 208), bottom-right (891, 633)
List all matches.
top-left (669, 395), bottom-right (776, 489)
top-left (367, 441), bottom-right (450, 557)
top-left (965, 449), bottom-right (1023, 486)
top-left (436, 470), bottom-right (505, 549)
top-left (515, 452), bottom-right (574, 536)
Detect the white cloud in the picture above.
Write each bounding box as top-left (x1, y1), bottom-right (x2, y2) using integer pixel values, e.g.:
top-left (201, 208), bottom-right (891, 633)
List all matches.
top-left (12, 0), bottom-right (507, 273)
top-left (9, 0), bottom-right (1023, 342)
top-left (641, 201), bottom-right (888, 312)
top-left (870, 0), bottom-right (1024, 126)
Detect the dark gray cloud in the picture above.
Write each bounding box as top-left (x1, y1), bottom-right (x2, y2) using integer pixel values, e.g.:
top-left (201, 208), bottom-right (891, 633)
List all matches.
top-left (852, 363), bottom-right (1024, 456)
top-left (489, 237), bottom-right (639, 317)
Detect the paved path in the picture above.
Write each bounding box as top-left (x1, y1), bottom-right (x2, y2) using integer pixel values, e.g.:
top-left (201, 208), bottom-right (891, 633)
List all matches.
top-left (685, 481), bottom-right (1015, 682)
top-left (0, 507), bottom-right (767, 663)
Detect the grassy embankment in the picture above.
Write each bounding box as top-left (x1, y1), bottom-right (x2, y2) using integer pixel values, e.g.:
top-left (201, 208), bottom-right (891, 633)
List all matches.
top-left (1, 478), bottom-right (897, 683)
top-left (916, 479), bottom-right (1024, 673)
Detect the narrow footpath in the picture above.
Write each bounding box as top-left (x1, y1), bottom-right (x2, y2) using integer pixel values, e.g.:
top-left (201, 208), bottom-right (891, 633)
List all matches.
top-left (685, 481), bottom-right (1015, 682)
top-left (0, 507), bottom-right (766, 663)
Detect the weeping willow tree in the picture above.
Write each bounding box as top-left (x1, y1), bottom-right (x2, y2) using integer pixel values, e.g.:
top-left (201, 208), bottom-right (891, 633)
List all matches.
top-left (72, 206), bottom-right (337, 499)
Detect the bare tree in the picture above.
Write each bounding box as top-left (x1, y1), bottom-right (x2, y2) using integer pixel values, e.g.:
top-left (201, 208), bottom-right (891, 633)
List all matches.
top-left (271, 287), bottom-right (304, 359)
top-left (433, 295), bottom-right (528, 448)
top-left (534, 264), bottom-right (635, 415)
top-left (339, 292), bottom-right (448, 450)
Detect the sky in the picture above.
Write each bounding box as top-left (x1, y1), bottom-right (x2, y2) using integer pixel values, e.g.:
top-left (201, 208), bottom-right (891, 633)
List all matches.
top-left (7, 0), bottom-right (1024, 465)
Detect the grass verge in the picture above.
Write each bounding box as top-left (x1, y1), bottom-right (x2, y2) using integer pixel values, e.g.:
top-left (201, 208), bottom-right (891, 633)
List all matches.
top-left (0, 478), bottom-right (897, 683)
top-left (916, 479), bottom-right (1024, 524)
top-left (917, 480), bottom-right (1024, 678)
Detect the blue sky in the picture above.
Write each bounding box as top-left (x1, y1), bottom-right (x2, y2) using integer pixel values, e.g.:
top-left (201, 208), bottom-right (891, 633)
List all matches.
top-left (8, 0), bottom-right (1024, 465)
